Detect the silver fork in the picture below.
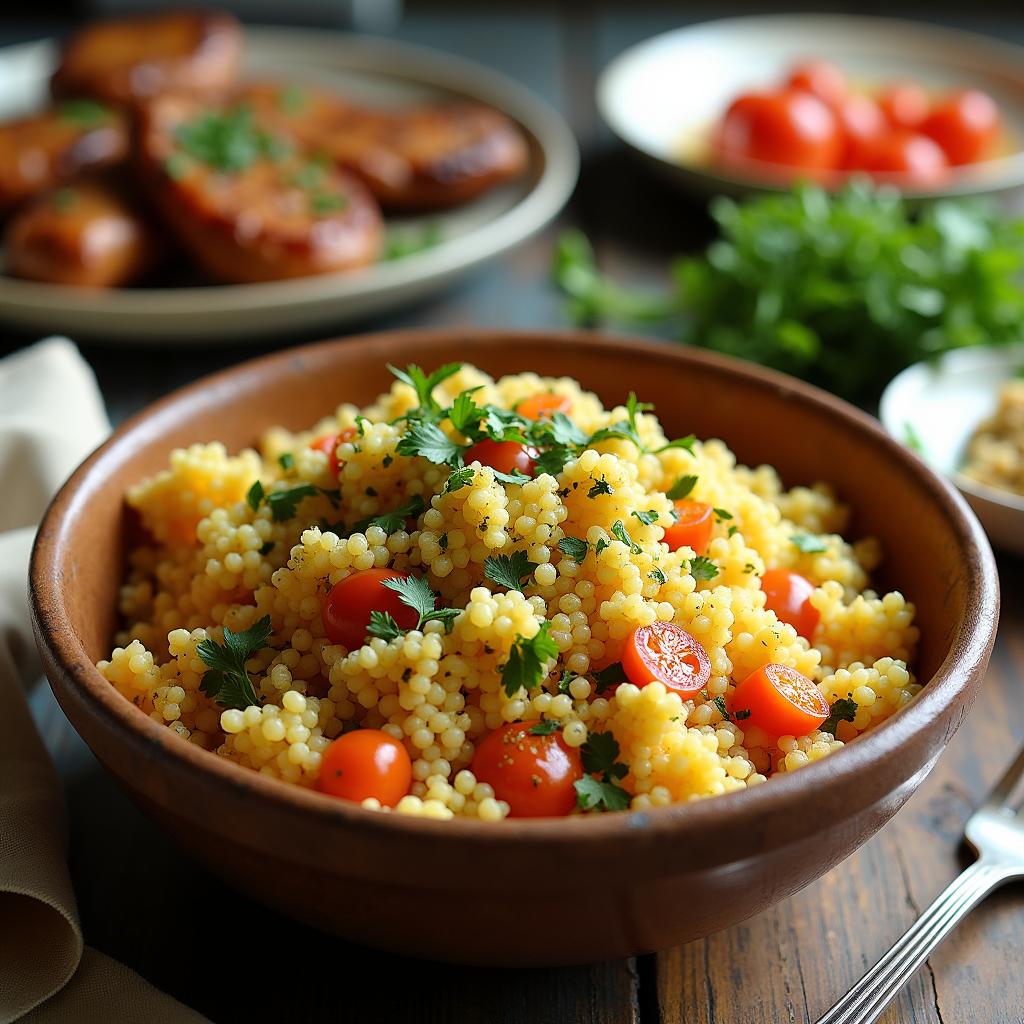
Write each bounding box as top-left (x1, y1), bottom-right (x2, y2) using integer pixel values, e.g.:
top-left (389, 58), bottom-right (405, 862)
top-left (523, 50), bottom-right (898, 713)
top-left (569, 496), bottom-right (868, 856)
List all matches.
top-left (816, 745), bottom-right (1024, 1024)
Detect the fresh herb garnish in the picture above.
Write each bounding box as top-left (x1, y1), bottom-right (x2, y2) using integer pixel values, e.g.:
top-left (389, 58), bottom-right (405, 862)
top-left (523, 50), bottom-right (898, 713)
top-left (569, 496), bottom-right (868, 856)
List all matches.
top-left (689, 555), bottom-right (719, 582)
top-left (380, 574), bottom-right (460, 633)
top-left (822, 697), bottom-right (858, 735)
top-left (667, 475), bottom-right (698, 500)
top-left (383, 222), bottom-right (443, 261)
top-left (247, 480), bottom-right (322, 522)
top-left (175, 106), bottom-right (289, 173)
top-left (575, 731), bottom-right (630, 811)
top-left (500, 623), bottom-right (559, 696)
top-left (649, 567), bottom-right (667, 584)
top-left (444, 466), bottom-right (475, 493)
top-left (396, 421), bottom-right (464, 466)
top-left (791, 533), bottom-right (828, 554)
top-left (557, 536), bottom-right (590, 562)
top-left (592, 662), bottom-right (627, 693)
top-left (357, 495), bottom-right (426, 534)
top-left (587, 476), bottom-right (614, 498)
top-left (197, 616), bottom-right (272, 709)
top-left (484, 551), bottom-right (539, 593)
top-left (388, 362), bottom-right (462, 422)
top-left (58, 99), bottom-right (109, 127)
top-left (713, 508), bottom-right (733, 522)
top-left (632, 509), bottom-right (659, 526)
top-left (529, 720), bottom-right (560, 736)
top-left (610, 519), bottom-right (642, 554)
top-left (278, 452), bottom-right (295, 471)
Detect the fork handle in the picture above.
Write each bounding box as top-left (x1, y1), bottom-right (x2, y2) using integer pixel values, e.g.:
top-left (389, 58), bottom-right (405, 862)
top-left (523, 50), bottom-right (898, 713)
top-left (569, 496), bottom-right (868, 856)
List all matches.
top-left (815, 860), bottom-right (1011, 1024)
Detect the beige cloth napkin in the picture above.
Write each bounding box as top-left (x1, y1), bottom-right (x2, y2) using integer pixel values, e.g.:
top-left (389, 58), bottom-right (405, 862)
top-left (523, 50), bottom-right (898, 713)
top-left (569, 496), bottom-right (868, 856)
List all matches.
top-left (0, 338), bottom-right (206, 1024)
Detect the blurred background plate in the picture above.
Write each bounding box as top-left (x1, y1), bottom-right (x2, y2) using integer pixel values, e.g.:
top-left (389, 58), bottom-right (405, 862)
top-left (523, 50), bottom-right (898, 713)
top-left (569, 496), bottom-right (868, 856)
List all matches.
top-left (0, 28), bottom-right (578, 343)
top-left (597, 14), bottom-right (1024, 201)
top-left (879, 344), bottom-right (1024, 555)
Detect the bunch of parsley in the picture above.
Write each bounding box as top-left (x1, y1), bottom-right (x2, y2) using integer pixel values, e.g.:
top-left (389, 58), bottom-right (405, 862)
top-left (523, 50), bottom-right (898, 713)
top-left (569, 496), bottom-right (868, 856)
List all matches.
top-left (554, 181), bottom-right (1024, 404)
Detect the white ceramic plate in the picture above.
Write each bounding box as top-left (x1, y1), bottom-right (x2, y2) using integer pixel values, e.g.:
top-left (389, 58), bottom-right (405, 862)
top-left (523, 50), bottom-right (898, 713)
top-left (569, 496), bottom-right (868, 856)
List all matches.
top-left (879, 345), bottom-right (1024, 554)
top-left (0, 29), bottom-right (578, 342)
top-left (597, 14), bottom-right (1024, 201)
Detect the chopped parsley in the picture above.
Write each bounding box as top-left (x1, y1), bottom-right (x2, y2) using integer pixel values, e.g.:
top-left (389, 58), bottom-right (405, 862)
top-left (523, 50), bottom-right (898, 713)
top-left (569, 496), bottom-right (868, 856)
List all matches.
top-left (197, 616), bottom-right (272, 709)
top-left (631, 509), bottom-right (659, 526)
top-left (246, 481), bottom-right (320, 522)
top-left (713, 695), bottom-right (751, 722)
top-left (667, 474), bottom-right (698, 500)
top-left (357, 495), bottom-right (426, 534)
top-left (278, 452), bottom-right (295, 471)
top-left (500, 623), bottom-right (559, 696)
top-left (587, 392), bottom-right (653, 450)
top-left (822, 697), bottom-right (858, 735)
top-left (587, 475), bottom-right (614, 498)
top-left (380, 575), bottom-right (460, 633)
top-left (396, 421), bottom-right (464, 466)
top-left (592, 661), bottom-right (628, 693)
top-left (557, 670), bottom-right (574, 694)
top-left (529, 720), bottom-right (560, 736)
top-left (689, 555), bottom-right (719, 582)
top-left (557, 536), bottom-right (590, 562)
top-left (175, 105), bottom-right (289, 173)
top-left (383, 222), bottom-right (443, 261)
top-left (610, 519), bottom-right (642, 554)
top-left (484, 551), bottom-right (539, 592)
top-left (443, 466), bottom-right (475, 493)
top-left (575, 731), bottom-right (630, 811)
top-left (388, 362), bottom-right (462, 422)
top-left (713, 508), bottom-right (733, 522)
top-left (791, 533), bottom-right (828, 554)
top-left (648, 567), bottom-right (667, 584)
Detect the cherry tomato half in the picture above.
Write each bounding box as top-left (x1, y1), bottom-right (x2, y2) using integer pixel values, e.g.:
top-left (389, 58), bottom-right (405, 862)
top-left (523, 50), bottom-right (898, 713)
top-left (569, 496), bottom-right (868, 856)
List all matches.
top-left (878, 82), bottom-right (930, 130)
top-left (464, 439), bottom-right (537, 477)
top-left (730, 663), bottom-right (829, 737)
top-left (321, 567), bottom-right (419, 650)
top-left (662, 500), bottom-right (714, 555)
top-left (310, 425), bottom-right (357, 478)
top-left (471, 722), bottom-right (583, 817)
top-left (857, 130), bottom-right (948, 186)
top-left (761, 568), bottom-right (820, 641)
top-left (921, 89), bottom-right (1001, 165)
top-left (516, 391), bottom-right (573, 421)
top-left (318, 728), bottom-right (412, 807)
top-left (786, 59), bottom-right (848, 108)
top-left (622, 622), bottom-right (711, 698)
top-left (836, 93), bottom-right (887, 170)
top-left (714, 89), bottom-right (841, 172)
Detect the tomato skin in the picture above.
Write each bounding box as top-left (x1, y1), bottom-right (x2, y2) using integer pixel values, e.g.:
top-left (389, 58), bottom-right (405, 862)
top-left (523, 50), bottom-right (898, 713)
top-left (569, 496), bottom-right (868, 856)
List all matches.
top-left (858, 130), bottom-right (948, 186)
top-left (318, 729), bottom-right (412, 807)
top-left (714, 89), bottom-right (841, 172)
top-left (321, 568), bottom-right (419, 650)
top-left (622, 622), bottom-right (711, 698)
top-left (786, 59), bottom-right (848, 108)
top-left (516, 391), bottom-right (572, 420)
top-left (879, 82), bottom-right (930, 130)
top-left (761, 568), bottom-right (820, 641)
top-left (662, 500), bottom-right (714, 555)
top-left (311, 425), bottom-right (357, 478)
top-left (730, 663), bottom-right (829, 737)
top-left (464, 439), bottom-right (537, 477)
top-left (836, 94), bottom-right (887, 169)
top-left (470, 722), bottom-right (583, 817)
top-left (921, 90), bottom-right (1000, 165)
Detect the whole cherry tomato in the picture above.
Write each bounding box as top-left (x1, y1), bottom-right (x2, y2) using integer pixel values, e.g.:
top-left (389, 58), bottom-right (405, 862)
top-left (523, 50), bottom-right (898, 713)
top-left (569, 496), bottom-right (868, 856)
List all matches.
top-left (321, 568), bottom-right (419, 649)
top-left (787, 59), bottom-right (848, 108)
top-left (464, 438), bottom-right (537, 477)
top-left (857, 130), bottom-right (948, 186)
top-left (921, 89), bottom-right (1001, 165)
top-left (318, 728), bottom-right (412, 807)
top-left (878, 82), bottom-right (930, 130)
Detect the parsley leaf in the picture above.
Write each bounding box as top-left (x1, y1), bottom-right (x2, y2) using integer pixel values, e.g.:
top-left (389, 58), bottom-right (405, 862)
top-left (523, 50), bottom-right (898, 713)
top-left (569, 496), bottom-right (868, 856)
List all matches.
top-left (533, 445), bottom-right (575, 477)
top-left (557, 670), bottom-right (574, 694)
top-left (388, 363), bottom-right (462, 421)
top-left (610, 519), bottom-right (642, 554)
top-left (649, 567), bottom-right (667, 584)
top-left (592, 662), bottom-right (628, 693)
top-left (278, 452), bottom-right (295, 471)
top-left (792, 533), bottom-right (828, 553)
top-left (197, 616), bottom-right (272, 710)
top-left (587, 475), bottom-right (614, 498)
top-left (667, 475), bottom-right (698, 500)
top-left (484, 551), bottom-right (539, 592)
top-left (367, 610), bottom-right (404, 642)
top-left (396, 421), bottom-right (464, 466)
top-left (713, 508), bottom-right (733, 522)
top-left (246, 482), bottom-right (320, 522)
top-left (580, 731), bottom-right (626, 778)
top-left (656, 435), bottom-right (696, 454)
top-left (822, 697), bottom-right (858, 735)
top-left (246, 480), bottom-right (264, 512)
top-left (501, 623), bottom-right (559, 696)
top-left (632, 509), bottom-right (659, 526)
top-left (380, 574), bottom-right (459, 632)
top-left (447, 390), bottom-right (486, 439)
top-left (176, 106), bottom-right (288, 173)
top-left (557, 536), bottom-right (590, 562)
top-left (575, 774), bottom-right (631, 812)
top-left (357, 495), bottom-right (426, 534)
top-left (491, 469), bottom-right (531, 486)
top-left (444, 466), bottom-right (475, 493)
top-left (712, 695), bottom-right (752, 722)
top-left (575, 731), bottom-right (630, 811)
top-left (689, 555), bottom-right (719, 582)
top-left (529, 720), bottom-right (560, 736)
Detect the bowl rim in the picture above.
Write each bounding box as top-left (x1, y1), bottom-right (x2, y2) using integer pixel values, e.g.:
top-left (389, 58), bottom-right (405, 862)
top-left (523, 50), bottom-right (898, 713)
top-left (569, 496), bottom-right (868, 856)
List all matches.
top-left (30, 328), bottom-right (999, 847)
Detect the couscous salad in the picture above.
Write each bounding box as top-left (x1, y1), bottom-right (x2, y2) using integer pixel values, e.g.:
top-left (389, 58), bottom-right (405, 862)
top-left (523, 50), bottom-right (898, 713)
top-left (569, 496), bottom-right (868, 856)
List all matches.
top-left (99, 363), bottom-right (919, 819)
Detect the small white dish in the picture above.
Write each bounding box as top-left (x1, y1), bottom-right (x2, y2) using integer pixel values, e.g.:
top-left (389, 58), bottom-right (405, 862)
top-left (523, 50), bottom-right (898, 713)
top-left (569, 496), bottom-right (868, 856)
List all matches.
top-left (0, 29), bottom-right (579, 343)
top-left (597, 14), bottom-right (1024, 201)
top-left (879, 345), bottom-right (1024, 555)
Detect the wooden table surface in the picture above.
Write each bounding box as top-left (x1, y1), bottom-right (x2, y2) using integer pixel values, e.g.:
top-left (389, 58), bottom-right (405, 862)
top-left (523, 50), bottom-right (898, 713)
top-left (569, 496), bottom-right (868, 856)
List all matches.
top-left (6, 3), bottom-right (1024, 1022)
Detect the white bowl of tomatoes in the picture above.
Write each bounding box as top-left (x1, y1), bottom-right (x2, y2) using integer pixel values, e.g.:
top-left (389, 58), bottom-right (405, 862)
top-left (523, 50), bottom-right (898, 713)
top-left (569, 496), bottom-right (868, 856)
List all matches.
top-left (598, 13), bottom-right (1024, 199)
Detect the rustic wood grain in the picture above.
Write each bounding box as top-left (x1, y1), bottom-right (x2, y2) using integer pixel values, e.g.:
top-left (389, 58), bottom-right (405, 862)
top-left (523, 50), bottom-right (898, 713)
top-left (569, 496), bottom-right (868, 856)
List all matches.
top-left (654, 559), bottom-right (1024, 1024)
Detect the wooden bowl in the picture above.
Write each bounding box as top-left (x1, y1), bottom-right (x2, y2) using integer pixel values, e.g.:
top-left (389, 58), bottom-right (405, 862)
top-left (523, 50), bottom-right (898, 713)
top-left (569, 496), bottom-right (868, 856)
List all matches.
top-left (30, 329), bottom-right (999, 965)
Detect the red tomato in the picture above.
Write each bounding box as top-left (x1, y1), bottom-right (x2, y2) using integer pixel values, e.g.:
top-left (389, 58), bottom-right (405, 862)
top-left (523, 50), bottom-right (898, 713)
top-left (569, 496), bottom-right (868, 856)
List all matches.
top-left (761, 568), bottom-right (820, 641)
top-left (471, 722), bottom-right (583, 817)
top-left (921, 90), bottom-right (1001, 165)
top-left (321, 568), bottom-right (419, 650)
top-left (662, 500), bottom-right (714, 555)
top-left (878, 82), bottom-right (930, 130)
top-left (858, 130), bottom-right (948, 186)
top-left (517, 391), bottom-right (573, 420)
top-left (786, 59), bottom-right (848, 108)
top-left (621, 622), bottom-right (711, 698)
top-left (318, 728), bottom-right (412, 807)
top-left (714, 89), bottom-right (841, 172)
top-left (730, 663), bottom-right (829, 737)
top-left (464, 438), bottom-right (537, 476)
top-left (311, 425), bottom-right (357, 478)
top-left (836, 93), bottom-right (887, 169)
